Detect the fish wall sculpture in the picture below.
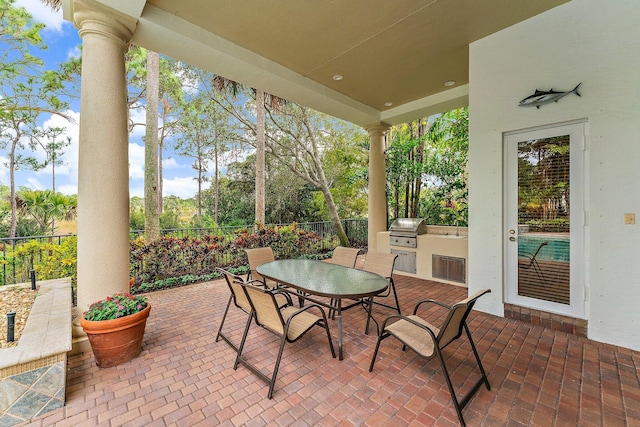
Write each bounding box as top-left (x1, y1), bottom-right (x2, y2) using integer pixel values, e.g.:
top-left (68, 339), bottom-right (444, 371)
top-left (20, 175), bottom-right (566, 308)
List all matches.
top-left (518, 83), bottom-right (582, 108)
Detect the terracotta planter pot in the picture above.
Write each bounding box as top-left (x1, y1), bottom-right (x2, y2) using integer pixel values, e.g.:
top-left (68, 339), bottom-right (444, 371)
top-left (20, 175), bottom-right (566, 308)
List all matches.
top-left (80, 304), bottom-right (151, 368)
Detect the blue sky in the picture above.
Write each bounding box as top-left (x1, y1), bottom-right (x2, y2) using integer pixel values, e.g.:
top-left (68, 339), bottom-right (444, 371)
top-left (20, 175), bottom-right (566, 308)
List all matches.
top-left (2, 0), bottom-right (204, 199)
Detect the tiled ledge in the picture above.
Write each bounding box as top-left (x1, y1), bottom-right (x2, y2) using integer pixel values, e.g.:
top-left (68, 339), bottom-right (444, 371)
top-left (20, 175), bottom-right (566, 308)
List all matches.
top-left (0, 278), bottom-right (72, 374)
top-left (0, 278), bottom-right (72, 426)
top-left (505, 303), bottom-right (587, 337)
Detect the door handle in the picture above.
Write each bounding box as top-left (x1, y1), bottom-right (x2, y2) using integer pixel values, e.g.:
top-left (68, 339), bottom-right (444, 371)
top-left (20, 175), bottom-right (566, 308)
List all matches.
top-left (509, 236), bottom-right (517, 241)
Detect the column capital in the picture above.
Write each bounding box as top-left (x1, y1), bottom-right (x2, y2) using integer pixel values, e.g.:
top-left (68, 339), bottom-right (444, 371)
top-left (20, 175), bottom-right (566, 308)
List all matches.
top-left (73, 0), bottom-right (137, 46)
top-left (364, 123), bottom-right (391, 137)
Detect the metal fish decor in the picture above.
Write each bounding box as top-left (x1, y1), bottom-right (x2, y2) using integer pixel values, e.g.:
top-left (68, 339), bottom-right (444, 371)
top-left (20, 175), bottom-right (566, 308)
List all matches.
top-left (518, 83), bottom-right (582, 108)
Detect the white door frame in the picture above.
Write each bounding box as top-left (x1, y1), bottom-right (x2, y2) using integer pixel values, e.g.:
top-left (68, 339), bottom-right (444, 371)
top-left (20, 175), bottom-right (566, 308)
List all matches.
top-left (503, 120), bottom-right (587, 319)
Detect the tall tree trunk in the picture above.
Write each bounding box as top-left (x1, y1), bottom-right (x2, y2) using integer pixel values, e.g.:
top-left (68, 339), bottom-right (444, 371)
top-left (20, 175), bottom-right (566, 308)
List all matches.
top-left (9, 139), bottom-right (18, 240)
top-left (319, 182), bottom-right (349, 247)
top-left (214, 142), bottom-right (219, 224)
top-left (158, 139), bottom-right (163, 214)
top-left (51, 150), bottom-right (56, 234)
top-left (197, 154), bottom-right (203, 219)
top-left (404, 185), bottom-right (410, 218)
top-left (412, 120), bottom-right (426, 217)
top-left (144, 50), bottom-right (160, 241)
top-left (255, 90), bottom-right (266, 225)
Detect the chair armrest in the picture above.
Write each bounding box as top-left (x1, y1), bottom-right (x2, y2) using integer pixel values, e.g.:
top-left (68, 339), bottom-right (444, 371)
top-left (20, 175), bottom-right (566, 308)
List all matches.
top-left (412, 299), bottom-right (452, 315)
top-left (284, 303), bottom-right (329, 324)
top-left (271, 289), bottom-right (294, 307)
top-left (246, 278), bottom-right (267, 287)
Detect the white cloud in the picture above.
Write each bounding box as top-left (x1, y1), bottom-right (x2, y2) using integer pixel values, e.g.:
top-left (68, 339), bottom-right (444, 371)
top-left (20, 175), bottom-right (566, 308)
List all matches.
top-left (0, 156), bottom-right (9, 185)
top-left (57, 183), bottom-right (77, 195)
top-left (163, 176), bottom-right (207, 199)
top-left (162, 157), bottom-right (181, 169)
top-left (25, 177), bottom-right (45, 190)
top-left (14, 0), bottom-right (66, 32)
top-left (129, 108), bottom-right (147, 138)
top-left (67, 45), bottom-right (81, 60)
top-left (129, 143), bottom-right (145, 180)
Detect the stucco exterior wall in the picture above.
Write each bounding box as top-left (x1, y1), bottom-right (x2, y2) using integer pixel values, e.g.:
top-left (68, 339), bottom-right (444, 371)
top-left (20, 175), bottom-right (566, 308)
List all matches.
top-left (468, 0), bottom-right (640, 351)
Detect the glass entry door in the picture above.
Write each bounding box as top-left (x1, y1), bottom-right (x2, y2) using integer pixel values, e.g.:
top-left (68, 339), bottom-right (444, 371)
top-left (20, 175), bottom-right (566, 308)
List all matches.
top-left (504, 122), bottom-right (585, 317)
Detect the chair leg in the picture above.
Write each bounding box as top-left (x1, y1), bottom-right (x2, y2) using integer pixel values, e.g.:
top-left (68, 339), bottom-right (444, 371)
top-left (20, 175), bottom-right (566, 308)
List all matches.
top-left (389, 278), bottom-right (401, 314)
top-left (215, 294), bottom-right (233, 343)
top-left (436, 324), bottom-right (491, 427)
top-left (368, 331), bottom-right (388, 372)
top-left (328, 298), bottom-right (336, 319)
top-left (321, 319), bottom-right (337, 358)
top-left (435, 347), bottom-right (467, 427)
top-left (364, 297), bottom-right (375, 335)
top-left (532, 260), bottom-right (545, 284)
top-left (464, 323), bottom-right (491, 392)
top-left (267, 334), bottom-right (289, 399)
top-left (234, 313), bottom-right (254, 370)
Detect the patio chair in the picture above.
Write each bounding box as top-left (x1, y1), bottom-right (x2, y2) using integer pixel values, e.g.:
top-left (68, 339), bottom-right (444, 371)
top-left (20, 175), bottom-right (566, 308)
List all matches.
top-left (324, 246), bottom-right (362, 312)
top-left (215, 267), bottom-right (288, 352)
top-left (235, 281), bottom-right (336, 399)
top-left (369, 289), bottom-right (492, 427)
top-left (520, 241), bottom-right (549, 284)
top-left (245, 247), bottom-right (278, 288)
top-left (323, 246), bottom-right (363, 268)
top-left (360, 252), bottom-right (400, 334)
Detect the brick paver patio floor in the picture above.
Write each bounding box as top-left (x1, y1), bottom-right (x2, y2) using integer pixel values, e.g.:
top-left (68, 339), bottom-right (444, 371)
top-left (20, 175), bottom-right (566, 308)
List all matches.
top-left (19, 276), bottom-right (640, 426)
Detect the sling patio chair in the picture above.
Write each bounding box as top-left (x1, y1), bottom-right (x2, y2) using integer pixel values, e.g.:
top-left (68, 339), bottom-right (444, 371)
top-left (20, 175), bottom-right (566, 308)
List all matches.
top-left (235, 281), bottom-right (336, 399)
top-left (246, 246), bottom-right (306, 306)
top-left (519, 241), bottom-right (549, 284)
top-left (369, 289), bottom-right (492, 427)
top-left (245, 247), bottom-right (279, 288)
top-left (323, 246), bottom-right (363, 268)
top-left (324, 246), bottom-right (363, 315)
top-left (215, 267), bottom-right (288, 352)
top-left (360, 252), bottom-right (400, 334)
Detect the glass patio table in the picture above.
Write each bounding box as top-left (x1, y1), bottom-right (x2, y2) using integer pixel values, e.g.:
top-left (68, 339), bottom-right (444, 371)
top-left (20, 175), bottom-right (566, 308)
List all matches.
top-left (257, 259), bottom-right (388, 360)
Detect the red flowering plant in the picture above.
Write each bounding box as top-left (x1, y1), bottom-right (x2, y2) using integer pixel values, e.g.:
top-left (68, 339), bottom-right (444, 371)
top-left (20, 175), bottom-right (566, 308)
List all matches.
top-left (83, 293), bottom-right (149, 321)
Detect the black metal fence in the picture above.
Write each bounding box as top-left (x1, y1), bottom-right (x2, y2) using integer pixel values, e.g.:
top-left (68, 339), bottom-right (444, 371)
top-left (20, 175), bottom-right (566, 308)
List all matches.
top-left (1, 219), bottom-right (368, 287)
top-left (0, 234), bottom-right (76, 287)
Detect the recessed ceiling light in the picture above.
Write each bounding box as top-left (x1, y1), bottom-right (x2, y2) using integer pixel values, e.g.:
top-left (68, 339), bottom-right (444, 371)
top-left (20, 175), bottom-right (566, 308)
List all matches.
top-left (333, 74), bottom-right (343, 81)
top-left (444, 80), bottom-right (456, 87)
top-left (384, 102), bottom-right (393, 107)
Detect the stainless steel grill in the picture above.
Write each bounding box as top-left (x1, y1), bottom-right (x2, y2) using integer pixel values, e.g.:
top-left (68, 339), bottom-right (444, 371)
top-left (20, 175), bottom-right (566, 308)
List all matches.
top-left (389, 218), bottom-right (427, 248)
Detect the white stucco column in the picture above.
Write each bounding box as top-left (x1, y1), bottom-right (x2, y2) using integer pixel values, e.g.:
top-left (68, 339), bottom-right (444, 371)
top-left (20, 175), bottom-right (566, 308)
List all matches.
top-left (74, 3), bottom-right (136, 315)
top-left (366, 124), bottom-right (390, 252)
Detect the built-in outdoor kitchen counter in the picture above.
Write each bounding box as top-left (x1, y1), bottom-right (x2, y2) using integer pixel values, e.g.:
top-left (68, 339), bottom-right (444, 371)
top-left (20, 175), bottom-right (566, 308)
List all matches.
top-left (377, 220), bottom-right (468, 287)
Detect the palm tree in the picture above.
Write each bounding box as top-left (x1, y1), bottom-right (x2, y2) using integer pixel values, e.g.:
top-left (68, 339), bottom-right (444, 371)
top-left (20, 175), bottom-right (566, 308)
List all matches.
top-left (39, 0), bottom-right (61, 10)
top-left (16, 189), bottom-right (77, 235)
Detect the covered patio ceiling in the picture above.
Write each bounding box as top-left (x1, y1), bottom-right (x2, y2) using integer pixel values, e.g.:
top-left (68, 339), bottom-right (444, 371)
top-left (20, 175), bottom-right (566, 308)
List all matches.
top-left (64, 0), bottom-right (567, 127)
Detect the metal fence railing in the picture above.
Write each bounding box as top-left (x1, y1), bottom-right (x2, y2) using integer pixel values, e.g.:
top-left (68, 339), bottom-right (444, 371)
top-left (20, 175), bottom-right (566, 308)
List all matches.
top-left (1, 219), bottom-right (368, 287)
top-left (1, 234), bottom-right (76, 287)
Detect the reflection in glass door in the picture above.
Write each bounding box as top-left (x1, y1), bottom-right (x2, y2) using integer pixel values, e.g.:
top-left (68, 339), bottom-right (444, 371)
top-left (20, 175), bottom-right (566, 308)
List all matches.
top-left (516, 136), bottom-right (570, 304)
top-left (504, 122), bottom-right (584, 317)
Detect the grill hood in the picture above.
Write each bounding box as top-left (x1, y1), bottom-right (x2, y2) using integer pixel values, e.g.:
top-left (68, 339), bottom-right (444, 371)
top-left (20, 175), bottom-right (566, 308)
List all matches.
top-left (389, 218), bottom-right (427, 235)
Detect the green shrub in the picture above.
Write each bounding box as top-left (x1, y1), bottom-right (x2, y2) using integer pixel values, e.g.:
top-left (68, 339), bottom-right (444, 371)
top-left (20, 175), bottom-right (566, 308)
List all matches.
top-left (129, 224), bottom-right (322, 293)
top-left (6, 236), bottom-right (77, 285)
top-left (2, 224), bottom-right (325, 296)
top-left (232, 223), bottom-right (322, 259)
